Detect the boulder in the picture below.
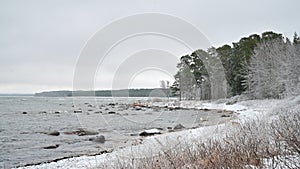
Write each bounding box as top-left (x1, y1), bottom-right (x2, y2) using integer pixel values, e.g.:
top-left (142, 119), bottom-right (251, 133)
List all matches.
top-left (22, 112), bottom-right (27, 114)
top-left (173, 124), bottom-right (185, 130)
top-left (221, 114), bottom-right (231, 117)
top-left (108, 111), bottom-right (116, 114)
top-left (47, 130), bottom-right (60, 136)
top-left (43, 144), bottom-right (59, 149)
top-left (64, 128), bottom-right (99, 136)
top-left (77, 128), bottom-right (98, 136)
top-left (74, 110), bottom-right (82, 113)
top-left (169, 107), bottom-right (181, 111)
top-left (108, 103), bottom-right (116, 106)
top-left (139, 129), bottom-right (161, 136)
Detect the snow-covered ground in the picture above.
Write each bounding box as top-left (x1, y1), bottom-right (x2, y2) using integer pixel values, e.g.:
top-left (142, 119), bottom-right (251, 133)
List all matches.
top-left (16, 98), bottom-right (296, 169)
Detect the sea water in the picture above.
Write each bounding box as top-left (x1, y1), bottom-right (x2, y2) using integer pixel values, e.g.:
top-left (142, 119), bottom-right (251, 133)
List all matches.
top-left (0, 96), bottom-right (221, 168)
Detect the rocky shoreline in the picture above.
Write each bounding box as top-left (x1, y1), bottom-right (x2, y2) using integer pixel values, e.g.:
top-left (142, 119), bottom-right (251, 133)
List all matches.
top-left (12, 100), bottom-right (237, 168)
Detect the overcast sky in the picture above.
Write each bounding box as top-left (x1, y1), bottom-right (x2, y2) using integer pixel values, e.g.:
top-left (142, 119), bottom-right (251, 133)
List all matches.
top-left (0, 0), bottom-right (299, 93)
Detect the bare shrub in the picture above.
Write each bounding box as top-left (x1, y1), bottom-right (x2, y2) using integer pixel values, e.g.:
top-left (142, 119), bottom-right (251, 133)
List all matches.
top-left (96, 107), bottom-right (299, 169)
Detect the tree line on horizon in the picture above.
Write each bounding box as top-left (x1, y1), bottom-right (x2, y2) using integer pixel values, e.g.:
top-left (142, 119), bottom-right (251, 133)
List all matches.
top-left (171, 31), bottom-right (300, 100)
top-left (35, 88), bottom-right (170, 97)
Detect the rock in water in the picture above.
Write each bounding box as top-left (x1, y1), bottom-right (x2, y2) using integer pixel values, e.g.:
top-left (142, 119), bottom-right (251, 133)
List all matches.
top-left (43, 144), bottom-right (59, 149)
top-left (64, 128), bottom-right (99, 136)
top-left (139, 129), bottom-right (161, 136)
top-left (173, 124), bottom-right (185, 130)
top-left (221, 114), bottom-right (231, 117)
top-left (89, 135), bottom-right (105, 143)
top-left (47, 130), bottom-right (60, 136)
top-left (77, 128), bottom-right (99, 136)
top-left (74, 110), bottom-right (82, 113)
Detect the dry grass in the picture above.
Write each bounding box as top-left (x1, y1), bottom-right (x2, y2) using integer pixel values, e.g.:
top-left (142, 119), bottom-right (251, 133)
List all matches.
top-left (98, 107), bottom-right (300, 169)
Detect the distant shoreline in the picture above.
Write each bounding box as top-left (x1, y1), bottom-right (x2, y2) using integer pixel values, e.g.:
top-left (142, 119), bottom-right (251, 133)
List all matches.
top-left (34, 88), bottom-right (173, 97)
top-left (0, 94), bottom-right (33, 97)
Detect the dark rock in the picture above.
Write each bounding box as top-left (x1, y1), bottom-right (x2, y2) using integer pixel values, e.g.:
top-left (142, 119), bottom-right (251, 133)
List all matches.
top-left (173, 124), bottom-right (185, 130)
top-left (89, 135), bottom-right (105, 143)
top-left (43, 144), bottom-right (59, 149)
top-left (94, 111), bottom-right (102, 114)
top-left (108, 111), bottom-right (116, 114)
top-left (169, 107), bottom-right (180, 111)
top-left (108, 103), bottom-right (115, 106)
top-left (221, 114), bottom-right (231, 117)
top-left (168, 129), bottom-right (175, 132)
top-left (130, 133), bottom-right (139, 136)
top-left (47, 130), bottom-right (60, 136)
top-left (74, 110), bottom-right (82, 113)
top-left (55, 111), bottom-right (60, 114)
top-left (135, 106), bottom-right (142, 111)
top-left (139, 129), bottom-right (161, 136)
top-left (105, 108), bottom-right (109, 111)
top-left (22, 112), bottom-right (27, 114)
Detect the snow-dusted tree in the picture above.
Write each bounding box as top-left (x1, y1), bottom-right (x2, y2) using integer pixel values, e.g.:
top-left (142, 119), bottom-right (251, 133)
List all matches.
top-left (174, 55), bottom-right (197, 100)
top-left (244, 37), bottom-right (300, 99)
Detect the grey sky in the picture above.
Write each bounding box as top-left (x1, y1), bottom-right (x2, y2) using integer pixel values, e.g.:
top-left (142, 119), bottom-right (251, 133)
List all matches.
top-left (0, 0), bottom-right (299, 93)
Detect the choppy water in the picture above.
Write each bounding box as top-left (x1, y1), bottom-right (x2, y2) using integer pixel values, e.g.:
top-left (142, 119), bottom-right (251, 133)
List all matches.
top-left (0, 97), bottom-right (225, 168)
